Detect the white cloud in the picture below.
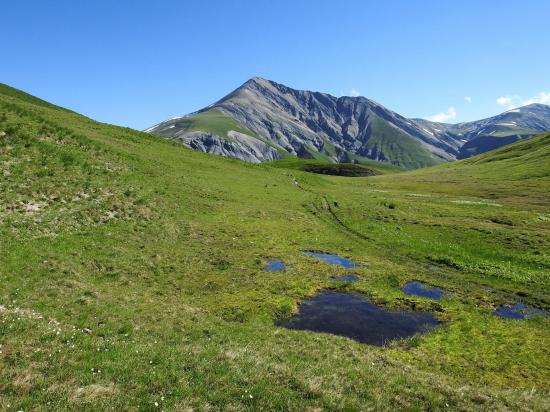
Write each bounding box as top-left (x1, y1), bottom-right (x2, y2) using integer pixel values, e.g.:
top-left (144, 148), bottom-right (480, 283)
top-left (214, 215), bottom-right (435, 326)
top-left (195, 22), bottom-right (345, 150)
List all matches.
top-left (428, 107), bottom-right (457, 122)
top-left (350, 88), bottom-right (360, 97)
top-left (464, 96), bottom-right (472, 103)
top-left (522, 91), bottom-right (550, 105)
top-left (496, 96), bottom-right (514, 106)
top-left (495, 92), bottom-right (549, 110)
top-left (495, 95), bottom-right (522, 110)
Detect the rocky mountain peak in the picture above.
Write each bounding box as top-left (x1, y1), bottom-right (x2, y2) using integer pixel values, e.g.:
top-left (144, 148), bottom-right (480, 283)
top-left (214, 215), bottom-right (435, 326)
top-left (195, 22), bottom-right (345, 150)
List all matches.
top-left (146, 79), bottom-right (550, 168)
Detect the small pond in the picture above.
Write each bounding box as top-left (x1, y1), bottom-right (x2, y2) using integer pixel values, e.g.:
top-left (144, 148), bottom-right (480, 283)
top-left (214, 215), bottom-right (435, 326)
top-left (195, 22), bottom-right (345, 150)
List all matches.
top-left (264, 259), bottom-right (286, 272)
top-left (302, 251), bottom-right (359, 268)
top-left (278, 291), bottom-right (440, 346)
top-left (331, 274), bottom-right (361, 282)
top-left (402, 281), bottom-right (444, 300)
top-left (493, 303), bottom-right (546, 320)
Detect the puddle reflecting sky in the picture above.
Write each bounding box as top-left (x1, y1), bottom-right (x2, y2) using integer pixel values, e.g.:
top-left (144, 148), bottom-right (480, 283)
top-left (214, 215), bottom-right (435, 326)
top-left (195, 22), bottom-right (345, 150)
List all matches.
top-left (402, 281), bottom-right (444, 300)
top-left (279, 291), bottom-right (440, 346)
top-left (264, 259), bottom-right (286, 272)
top-left (302, 251), bottom-right (358, 268)
top-left (493, 303), bottom-right (546, 320)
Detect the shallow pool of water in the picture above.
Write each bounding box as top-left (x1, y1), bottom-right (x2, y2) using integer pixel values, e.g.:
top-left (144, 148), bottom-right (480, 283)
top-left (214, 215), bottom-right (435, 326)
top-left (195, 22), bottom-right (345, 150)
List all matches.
top-left (278, 291), bottom-right (440, 346)
top-left (331, 274), bottom-right (360, 282)
top-left (402, 281), bottom-right (444, 300)
top-left (264, 259), bottom-right (286, 272)
top-left (302, 251), bottom-right (359, 268)
top-left (493, 303), bottom-right (546, 320)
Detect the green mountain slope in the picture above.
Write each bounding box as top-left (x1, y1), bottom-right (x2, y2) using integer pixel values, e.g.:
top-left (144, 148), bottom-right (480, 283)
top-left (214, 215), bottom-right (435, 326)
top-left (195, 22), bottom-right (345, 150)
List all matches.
top-left (360, 118), bottom-right (443, 169)
top-left (1, 85), bottom-right (549, 411)
top-left (150, 109), bottom-right (261, 142)
top-left (460, 131), bottom-right (550, 170)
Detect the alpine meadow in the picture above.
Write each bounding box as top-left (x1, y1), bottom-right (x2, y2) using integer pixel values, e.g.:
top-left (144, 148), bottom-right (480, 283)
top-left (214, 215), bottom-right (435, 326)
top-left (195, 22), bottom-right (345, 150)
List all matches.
top-left (1, 80), bottom-right (549, 410)
top-left (1, 1), bottom-right (550, 411)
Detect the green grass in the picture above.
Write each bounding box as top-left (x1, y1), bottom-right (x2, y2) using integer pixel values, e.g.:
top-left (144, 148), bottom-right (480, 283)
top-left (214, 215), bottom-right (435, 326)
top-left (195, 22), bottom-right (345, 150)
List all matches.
top-left (344, 153), bottom-right (406, 171)
top-left (153, 109), bottom-right (256, 141)
top-left (361, 118), bottom-right (444, 169)
top-left (0, 85), bottom-right (549, 411)
top-left (300, 144), bottom-right (334, 162)
top-left (482, 123), bottom-right (537, 138)
top-left (320, 137), bottom-right (337, 157)
top-left (492, 127), bottom-right (536, 137)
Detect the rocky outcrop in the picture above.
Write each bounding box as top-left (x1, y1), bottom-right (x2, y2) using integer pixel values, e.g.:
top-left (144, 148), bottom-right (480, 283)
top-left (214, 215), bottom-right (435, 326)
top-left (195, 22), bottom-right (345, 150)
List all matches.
top-left (170, 130), bottom-right (281, 163)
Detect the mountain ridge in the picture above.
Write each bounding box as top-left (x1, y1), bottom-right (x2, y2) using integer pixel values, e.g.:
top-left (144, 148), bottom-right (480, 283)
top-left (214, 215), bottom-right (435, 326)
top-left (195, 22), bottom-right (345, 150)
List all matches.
top-left (146, 77), bottom-right (550, 168)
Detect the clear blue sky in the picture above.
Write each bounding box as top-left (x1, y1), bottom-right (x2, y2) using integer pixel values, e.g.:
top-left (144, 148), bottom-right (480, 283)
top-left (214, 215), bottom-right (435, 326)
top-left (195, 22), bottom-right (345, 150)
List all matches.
top-left (2, 0), bottom-right (549, 129)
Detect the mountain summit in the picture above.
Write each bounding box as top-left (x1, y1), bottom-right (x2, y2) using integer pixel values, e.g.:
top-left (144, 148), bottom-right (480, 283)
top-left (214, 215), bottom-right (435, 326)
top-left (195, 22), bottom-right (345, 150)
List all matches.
top-left (146, 78), bottom-right (550, 168)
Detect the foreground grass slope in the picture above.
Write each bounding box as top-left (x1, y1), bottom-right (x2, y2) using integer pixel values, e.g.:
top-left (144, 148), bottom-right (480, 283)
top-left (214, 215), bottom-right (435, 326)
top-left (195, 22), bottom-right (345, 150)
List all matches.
top-left (0, 84), bottom-right (548, 411)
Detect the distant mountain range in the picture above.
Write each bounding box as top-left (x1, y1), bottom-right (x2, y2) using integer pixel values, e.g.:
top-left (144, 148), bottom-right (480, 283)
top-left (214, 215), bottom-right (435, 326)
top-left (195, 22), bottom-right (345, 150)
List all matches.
top-left (146, 77), bottom-right (550, 168)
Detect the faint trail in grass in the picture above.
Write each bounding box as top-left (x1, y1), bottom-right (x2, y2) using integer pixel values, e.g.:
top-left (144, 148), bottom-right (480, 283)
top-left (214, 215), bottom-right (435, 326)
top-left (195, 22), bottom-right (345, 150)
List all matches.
top-left (320, 196), bottom-right (371, 241)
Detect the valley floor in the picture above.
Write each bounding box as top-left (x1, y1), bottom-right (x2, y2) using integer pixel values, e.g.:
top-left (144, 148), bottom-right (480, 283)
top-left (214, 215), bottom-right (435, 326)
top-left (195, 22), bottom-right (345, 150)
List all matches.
top-left (1, 87), bottom-right (549, 411)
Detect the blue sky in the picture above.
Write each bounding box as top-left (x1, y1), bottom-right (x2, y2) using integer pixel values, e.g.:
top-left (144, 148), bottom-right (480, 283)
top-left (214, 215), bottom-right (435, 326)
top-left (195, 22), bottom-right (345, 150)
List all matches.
top-left (2, 0), bottom-right (549, 129)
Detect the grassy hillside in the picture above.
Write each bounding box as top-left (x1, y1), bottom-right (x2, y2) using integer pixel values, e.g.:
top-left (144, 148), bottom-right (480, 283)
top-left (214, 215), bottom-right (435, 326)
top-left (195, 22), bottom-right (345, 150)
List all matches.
top-left (0, 85), bottom-right (548, 411)
top-left (361, 118), bottom-right (444, 169)
top-left (0, 83), bottom-right (73, 113)
top-left (461, 131), bottom-right (550, 171)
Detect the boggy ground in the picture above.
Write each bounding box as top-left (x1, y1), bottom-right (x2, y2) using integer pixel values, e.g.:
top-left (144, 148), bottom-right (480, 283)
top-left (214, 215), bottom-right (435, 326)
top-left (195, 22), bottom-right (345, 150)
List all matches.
top-left (0, 84), bottom-right (549, 410)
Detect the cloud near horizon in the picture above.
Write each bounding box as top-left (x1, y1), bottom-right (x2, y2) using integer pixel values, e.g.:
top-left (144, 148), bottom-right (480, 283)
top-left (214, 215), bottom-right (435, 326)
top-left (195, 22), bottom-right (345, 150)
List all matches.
top-left (496, 92), bottom-right (550, 109)
top-left (523, 91), bottom-right (550, 105)
top-left (350, 88), bottom-right (361, 97)
top-left (428, 106), bottom-right (457, 122)
top-left (496, 96), bottom-right (516, 107)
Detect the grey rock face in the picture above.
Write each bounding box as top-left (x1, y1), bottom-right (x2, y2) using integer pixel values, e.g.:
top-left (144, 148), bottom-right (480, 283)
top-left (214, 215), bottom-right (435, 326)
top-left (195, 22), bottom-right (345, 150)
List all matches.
top-left (146, 77), bottom-right (550, 166)
top-left (211, 77), bottom-right (459, 163)
top-left (169, 130), bottom-right (281, 163)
